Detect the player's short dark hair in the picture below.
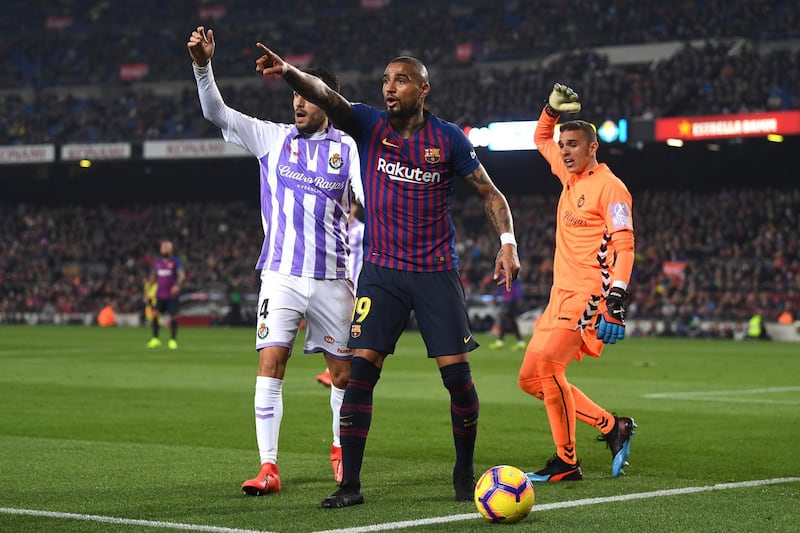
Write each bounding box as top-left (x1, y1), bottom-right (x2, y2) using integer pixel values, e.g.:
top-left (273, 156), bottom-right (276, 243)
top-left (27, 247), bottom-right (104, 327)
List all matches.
top-left (351, 202), bottom-right (364, 223)
top-left (388, 56), bottom-right (429, 83)
top-left (300, 66), bottom-right (339, 92)
top-left (560, 120), bottom-right (598, 143)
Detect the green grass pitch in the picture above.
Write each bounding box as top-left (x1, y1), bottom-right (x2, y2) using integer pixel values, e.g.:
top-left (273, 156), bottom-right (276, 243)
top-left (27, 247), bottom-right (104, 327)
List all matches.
top-left (1, 325), bottom-right (799, 532)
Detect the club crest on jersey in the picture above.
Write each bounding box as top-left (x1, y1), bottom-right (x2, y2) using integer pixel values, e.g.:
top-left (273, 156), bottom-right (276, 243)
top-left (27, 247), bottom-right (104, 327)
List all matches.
top-left (424, 147), bottom-right (441, 164)
top-left (258, 323), bottom-right (269, 339)
top-left (577, 194), bottom-right (585, 207)
top-left (350, 324), bottom-right (362, 339)
top-left (329, 152), bottom-right (343, 170)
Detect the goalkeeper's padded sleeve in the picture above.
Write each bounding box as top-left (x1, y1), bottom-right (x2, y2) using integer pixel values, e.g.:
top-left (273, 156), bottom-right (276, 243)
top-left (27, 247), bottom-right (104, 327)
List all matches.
top-left (610, 229), bottom-right (635, 288)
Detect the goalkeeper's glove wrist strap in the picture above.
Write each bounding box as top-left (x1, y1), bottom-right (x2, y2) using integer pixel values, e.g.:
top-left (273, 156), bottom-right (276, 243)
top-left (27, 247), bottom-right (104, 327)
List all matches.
top-left (544, 103), bottom-right (560, 118)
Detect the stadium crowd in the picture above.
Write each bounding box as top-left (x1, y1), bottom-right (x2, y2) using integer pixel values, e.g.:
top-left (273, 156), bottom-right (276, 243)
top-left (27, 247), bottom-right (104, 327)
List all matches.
top-left (2, 1), bottom-right (799, 333)
top-left (1, 1), bottom-right (799, 144)
top-left (2, 0), bottom-right (797, 88)
top-left (2, 189), bottom-right (798, 328)
top-left (2, 41), bottom-right (799, 145)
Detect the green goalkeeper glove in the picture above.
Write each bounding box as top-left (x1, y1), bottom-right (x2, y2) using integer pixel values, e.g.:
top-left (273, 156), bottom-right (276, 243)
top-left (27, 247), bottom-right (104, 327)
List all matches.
top-left (547, 83), bottom-right (581, 114)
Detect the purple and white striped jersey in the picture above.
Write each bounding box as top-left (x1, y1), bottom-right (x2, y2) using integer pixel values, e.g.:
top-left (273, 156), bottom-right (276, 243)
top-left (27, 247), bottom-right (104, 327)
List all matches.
top-left (195, 62), bottom-right (363, 279)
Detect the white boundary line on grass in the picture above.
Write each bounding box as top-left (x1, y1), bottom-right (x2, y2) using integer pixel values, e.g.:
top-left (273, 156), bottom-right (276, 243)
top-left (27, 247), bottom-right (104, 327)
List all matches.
top-left (2, 477), bottom-right (799, 533)
top-left (310, 477), bottom-right (800, 533)
top-left (644, 386), bottom-right (800, 404)
top-left (0, 508), bottom-right (277, 533)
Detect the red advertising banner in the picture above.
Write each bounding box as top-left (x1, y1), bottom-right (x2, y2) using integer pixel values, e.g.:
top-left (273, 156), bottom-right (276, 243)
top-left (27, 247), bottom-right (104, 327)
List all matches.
top-left (655, 110), bottom-right (800, 141)
top-left (120, 63), bottom-right (149, 81)
top-left (456, 43), bottom-right (473, 62)
top-left (46, 15), bottom-right (73, 30)
top-left (662, 261), bottom-right (687, 279)
top-left (284, 54), bottom-right (313, 67)
top-left (198, 6), bottom-right (226, 20)
top-left (361, 0), bottom-right (390, 8)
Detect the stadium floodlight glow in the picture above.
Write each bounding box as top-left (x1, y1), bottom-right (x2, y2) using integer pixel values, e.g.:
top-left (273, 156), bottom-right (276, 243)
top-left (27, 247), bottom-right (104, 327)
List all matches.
top-left (486, 121), bottom-right (539, 151)
top-left (767, 134), bottom-right (784, 143)
top-left (464, 121), bottom-right (560, 151)
top-left (464, 118), bottom-right (628, 151)
top-left (666, 138), bottom-right (684, 147)
top-left (465, 125), bottom-right (492, 148)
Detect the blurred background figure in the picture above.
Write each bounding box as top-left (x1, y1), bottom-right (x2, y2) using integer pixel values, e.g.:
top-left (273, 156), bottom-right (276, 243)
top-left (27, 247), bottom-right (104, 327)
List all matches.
top-left (97, 303), bottom-right (116, 327)
top-left (145, 240), bottom-right (186, 349)
top-left (489, 278), bottom-right (526, 350)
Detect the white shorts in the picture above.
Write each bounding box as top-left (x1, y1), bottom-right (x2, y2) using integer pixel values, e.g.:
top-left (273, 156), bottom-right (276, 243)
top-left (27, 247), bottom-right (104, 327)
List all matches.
top-left (255, 270), bottom-right (354, 359)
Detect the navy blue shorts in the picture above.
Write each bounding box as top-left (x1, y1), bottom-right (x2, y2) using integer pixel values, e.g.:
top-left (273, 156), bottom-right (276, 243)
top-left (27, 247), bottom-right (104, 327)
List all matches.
top-left (154, 297), bottom-right (179, 316)
top-left (348, 262), bottom-right (478, 357)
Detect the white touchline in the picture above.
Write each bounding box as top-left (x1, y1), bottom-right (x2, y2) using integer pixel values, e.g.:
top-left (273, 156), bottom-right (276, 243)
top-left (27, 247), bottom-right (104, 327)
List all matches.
top-left (644, 386), bottom-right (800, 404)
top-left (2, 477), bottom-right (798, 533)
top-left (645, 386), bottom-right (800, 397)
top-left (308, 477), bottom-right (800, 533)
top-left (0, 508), bottom-right (278, 533)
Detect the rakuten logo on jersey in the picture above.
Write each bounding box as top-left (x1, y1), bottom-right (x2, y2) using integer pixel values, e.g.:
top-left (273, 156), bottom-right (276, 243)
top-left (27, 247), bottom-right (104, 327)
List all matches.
top-left (377, 157), bottom-right (441, 184)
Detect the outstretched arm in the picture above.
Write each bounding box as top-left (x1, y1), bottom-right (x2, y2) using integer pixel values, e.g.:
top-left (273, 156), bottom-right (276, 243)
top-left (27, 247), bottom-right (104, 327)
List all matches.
top-left (462, 164), bottom-right (521, 290)
top-left (187, 26), bottom-right (229, 128)
top-left (255, 42), bottom-right (355, 131)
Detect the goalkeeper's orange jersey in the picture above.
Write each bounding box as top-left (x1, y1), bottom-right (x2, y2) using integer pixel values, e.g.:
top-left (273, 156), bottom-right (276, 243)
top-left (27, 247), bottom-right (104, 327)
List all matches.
top-left (534, 109), bottom-right (634, 295)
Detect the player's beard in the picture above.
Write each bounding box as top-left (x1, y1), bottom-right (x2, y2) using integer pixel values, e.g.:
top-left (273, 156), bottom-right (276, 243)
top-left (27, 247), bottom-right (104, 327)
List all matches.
top-left (386, 101), bottom-right (417, 121)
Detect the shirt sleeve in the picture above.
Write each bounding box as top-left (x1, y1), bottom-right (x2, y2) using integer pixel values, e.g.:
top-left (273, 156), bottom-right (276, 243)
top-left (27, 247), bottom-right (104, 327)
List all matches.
top-left (193, 61), bottom-right (285, 159)
top-left (601, 181), bottom-right (634, 235)
top-left (348, 103), bottom-right (375, 139)
top-left (534, 108), bottom-right (569, 187)
top-left (600, 177), bottom-right (635, 284)
top-left (344, 136), bottom-right (364, 205)
top-left (450, 123), bottom-right (480, 177)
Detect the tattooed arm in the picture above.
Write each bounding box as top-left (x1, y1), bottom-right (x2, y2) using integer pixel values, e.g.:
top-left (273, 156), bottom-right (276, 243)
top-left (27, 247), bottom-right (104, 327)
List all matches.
top-left (255, 42), bottom-right (355, 132)
top-left (462, 164), bottom-right (521, 290)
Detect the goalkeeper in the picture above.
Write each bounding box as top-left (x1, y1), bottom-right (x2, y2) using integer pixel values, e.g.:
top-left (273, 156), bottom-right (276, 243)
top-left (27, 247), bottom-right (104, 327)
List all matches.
top-left (518, 83), bottom-right (637, 482)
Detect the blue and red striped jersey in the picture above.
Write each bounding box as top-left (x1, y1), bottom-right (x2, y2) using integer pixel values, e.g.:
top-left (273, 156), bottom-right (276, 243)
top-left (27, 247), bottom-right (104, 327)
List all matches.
top-left (347, 103), bottom-right (480, 272)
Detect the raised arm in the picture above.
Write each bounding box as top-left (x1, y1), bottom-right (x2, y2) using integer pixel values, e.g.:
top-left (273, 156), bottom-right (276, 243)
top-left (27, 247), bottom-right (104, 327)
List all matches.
top-left (187, 26), bottom-right (229, 128)
top-left (255, 42), bottom-right (355, 131)
top-left (462, 164), bottom-right (521, 290)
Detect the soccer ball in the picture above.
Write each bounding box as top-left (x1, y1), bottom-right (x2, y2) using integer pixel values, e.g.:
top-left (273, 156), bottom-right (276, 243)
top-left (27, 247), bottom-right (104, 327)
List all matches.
top-left (474, 465), bottom-right (535, 524)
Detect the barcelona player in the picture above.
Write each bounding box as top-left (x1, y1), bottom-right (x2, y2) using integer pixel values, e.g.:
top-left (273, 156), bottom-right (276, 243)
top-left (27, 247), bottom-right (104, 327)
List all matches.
top-left (519, 83), bottom-right (636, 483)
top-left (255, 44), bottom-right (520, 508)
top-left (145, 240), bottom-right (185, 350)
